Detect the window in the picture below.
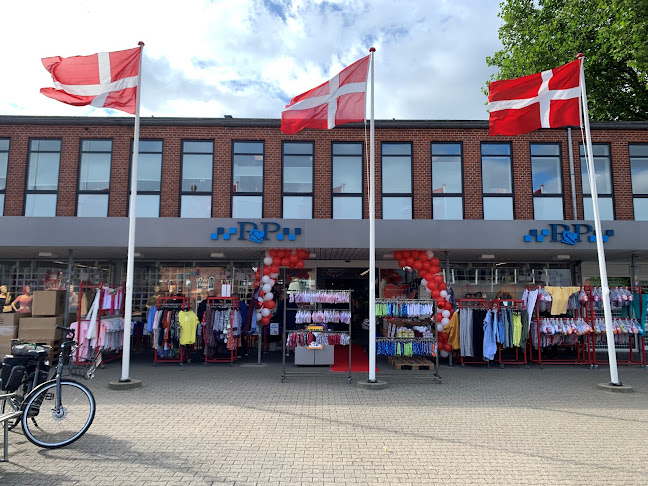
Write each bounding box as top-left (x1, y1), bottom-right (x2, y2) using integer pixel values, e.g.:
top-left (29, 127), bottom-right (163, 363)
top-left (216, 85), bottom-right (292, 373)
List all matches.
top-left (332, 142), bottom-right (363, 219)
top-left (630, 144), bottom-right (648, 221)
top-left (431, 142), bottom-right (463, 220)
top-left (531, 143), bottom-right (563, 220)
top-left (282, 142), bottom-right (313, 219)
top-left (130, 140), bottom-right (163, 217)
top-left (381, 142), bottom-right (412, 219)
top-left (77, 139), bottom-right (112, 217)
top-left (580, 143), bottom-right (613, 220)
top-left (0, 138), bottom-right (8, 215)
top-left (181, 140), bottom-right (213, 218)
top-left (25, 139), bottom-right (61, 216)
top-left (232, 141), bottom-right (264, 218)
top-left (481, 143), bottom-right (513, 220)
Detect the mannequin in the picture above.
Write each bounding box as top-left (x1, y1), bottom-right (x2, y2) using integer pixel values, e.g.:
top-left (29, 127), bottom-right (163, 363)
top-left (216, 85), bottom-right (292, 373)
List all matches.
top-left (146, 285), bottom-right (162, 309)
top-left (0, 285), bottom-right (12, 312)
top-left (68, 284), bottom-right (79, 313)
top-left (11, 285), bottom-right (33, 314)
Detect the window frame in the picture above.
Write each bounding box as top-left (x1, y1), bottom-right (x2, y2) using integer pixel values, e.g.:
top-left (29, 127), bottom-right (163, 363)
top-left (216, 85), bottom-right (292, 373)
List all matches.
top-left (580, 142), bottom-right (614, 220)
top-left (282, 141), bottom-right (315, 219)
top-left (629, 143), bottom-right (648, 220)
top-left (76, 138), bottom-right (113, 217)
top-left (180, 139), bottom-right (214, 218)
top-left (231, 140), bottom-right (265, 218)
top-left (481, 141), bottom-right (514, 220)
top-left (431, 141), bottom-right (464, 220)
top-left (128, 138), bottom-right (164, 218)
top-left (24, 138), bottom-right (62, 217)
top-left (331, 141), bottom-right (364, 219)
top-left (381, 141), bottom-right (413, 219)
top-left (530, 142), bottom-right (564, 220)
top-left (0, 138), bottom-right (9, 216)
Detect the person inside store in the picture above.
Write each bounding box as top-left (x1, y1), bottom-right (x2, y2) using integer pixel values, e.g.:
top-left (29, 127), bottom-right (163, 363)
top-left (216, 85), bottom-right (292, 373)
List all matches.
top-left (196, 289), bottom-right (209, 323)
top-left (11, 285), bottom-right (33, 313)
top-left (0, 285), bottom-right (12, 312)
top-left (146, 285), bottom-right (162, 309)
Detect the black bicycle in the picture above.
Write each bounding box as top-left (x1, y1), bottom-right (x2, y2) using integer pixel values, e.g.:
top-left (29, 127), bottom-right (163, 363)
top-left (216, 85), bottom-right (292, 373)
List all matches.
top-left (0, 325), bottom-right (97, 448)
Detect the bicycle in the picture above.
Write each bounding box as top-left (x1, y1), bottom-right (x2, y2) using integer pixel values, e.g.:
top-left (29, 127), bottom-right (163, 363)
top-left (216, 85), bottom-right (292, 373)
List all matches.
top-left (0, 325), bottom-right (97, 448)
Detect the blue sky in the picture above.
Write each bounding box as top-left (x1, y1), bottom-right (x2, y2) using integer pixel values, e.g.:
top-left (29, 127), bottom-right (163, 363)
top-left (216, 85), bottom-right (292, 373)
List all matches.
top-left (1, 0), bottom-right (503, 120)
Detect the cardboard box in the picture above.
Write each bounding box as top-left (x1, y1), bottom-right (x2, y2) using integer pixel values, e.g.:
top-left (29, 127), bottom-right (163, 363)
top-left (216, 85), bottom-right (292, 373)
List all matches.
top-left (17, 317), bottom-right (64, 341)
top-left (32, 290), bottom-right (67, 316)
top-left (0, 313), bottom-right (22, 328)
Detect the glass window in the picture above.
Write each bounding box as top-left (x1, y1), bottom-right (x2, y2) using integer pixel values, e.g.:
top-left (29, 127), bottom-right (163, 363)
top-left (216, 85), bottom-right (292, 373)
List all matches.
top-left (533, 198), bottom-right (563, 220)
top-left (580, 143), bottom-right (613, 220)
top-left (233, 195), bottom-right (263, 218)
top-left (482, 143), bottom-right (512, 219)
top-left (483, 197), bottom-right (513, 220)
top-left (77, 194), bottom-right (109, 217)
top-left (630, 144), bottom-right (648, 220)
top-left (26, 139), bottom-right (60, 216)
top-left (130, 140), bottom-right (163, 218)
top-left (531, 143), bottom-right (563, 219)
top-left (382, 142), bottom-right (412, 219)
top-left (633, 198), bottom-right (648, 221)
top-left (0, 138), bottom-right (8, 216)
top-left (77, 139), bottom-right (112, 217)
top-left (134, 195), bottom-right (160, 218)
top-left (432, 142), bottom-right (463, 220)
top-left (283, 142), bottom-right (313, 218)
top-left (332, 142), bottom-right (363, 219)
top-left (0, 194), bottom-right (3, 215)
top-left (181, 140), bottom-right (213, 218)
top-left (233, 141), bottom-right (264, 217)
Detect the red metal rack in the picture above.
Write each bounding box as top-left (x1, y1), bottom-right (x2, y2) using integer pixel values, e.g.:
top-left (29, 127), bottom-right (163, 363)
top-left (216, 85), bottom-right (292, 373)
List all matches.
top-left (154, 296), bottom-right (192, 364)
top-left (456, 298), bottom-right (490, 366)
top-left (491, 299), bottom-right (527, 367)
top-left (203, 296), bottom-right (240, 364)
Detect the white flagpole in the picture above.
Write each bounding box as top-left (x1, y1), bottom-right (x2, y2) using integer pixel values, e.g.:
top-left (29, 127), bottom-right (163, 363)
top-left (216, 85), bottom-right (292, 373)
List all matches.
top-left (120, 41), bottom-right (144, 382)
top-left (578, 54), bottom-right (621, 385)
top-left (368, 47), bottom-right (377, 382)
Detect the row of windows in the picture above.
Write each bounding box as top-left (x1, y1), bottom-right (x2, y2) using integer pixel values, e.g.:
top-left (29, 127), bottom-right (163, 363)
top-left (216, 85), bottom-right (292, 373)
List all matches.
top-left (0, 138), bottom-right (645, 220)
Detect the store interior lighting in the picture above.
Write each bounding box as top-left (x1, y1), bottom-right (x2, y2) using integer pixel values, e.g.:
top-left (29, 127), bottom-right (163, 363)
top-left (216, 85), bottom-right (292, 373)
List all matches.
top-left (556, 254), bottom-right (571, 260)
top-left (480, 254), bottom-right (495, 259)
top-left (38, 252), bottom-right (53, 257)
top-left (210, 252), bottom-right (224, 258)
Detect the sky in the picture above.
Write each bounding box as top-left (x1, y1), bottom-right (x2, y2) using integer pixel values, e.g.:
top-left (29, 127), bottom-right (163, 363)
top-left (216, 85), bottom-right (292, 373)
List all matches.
top-left (1, 0), bottom-right (504, 121)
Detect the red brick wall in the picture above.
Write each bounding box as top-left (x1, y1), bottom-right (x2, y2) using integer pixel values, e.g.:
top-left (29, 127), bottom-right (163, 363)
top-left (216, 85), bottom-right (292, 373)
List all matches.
top-left (1, 120), bottom-right (646, 221)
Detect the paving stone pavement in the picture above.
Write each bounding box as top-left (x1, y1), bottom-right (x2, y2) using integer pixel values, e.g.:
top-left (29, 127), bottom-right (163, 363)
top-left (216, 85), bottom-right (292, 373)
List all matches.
top-left (1, 353), bottom-right (647, 486)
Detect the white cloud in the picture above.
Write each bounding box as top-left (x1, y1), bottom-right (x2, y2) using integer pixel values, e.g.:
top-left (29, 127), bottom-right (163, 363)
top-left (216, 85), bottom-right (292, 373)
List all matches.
top-left (0, 0), bottom-right (503, 120)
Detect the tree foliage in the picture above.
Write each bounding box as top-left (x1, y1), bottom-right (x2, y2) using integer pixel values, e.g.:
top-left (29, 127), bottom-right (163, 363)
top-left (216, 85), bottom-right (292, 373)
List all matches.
top-left (486, 0), bottom-right (648, 120)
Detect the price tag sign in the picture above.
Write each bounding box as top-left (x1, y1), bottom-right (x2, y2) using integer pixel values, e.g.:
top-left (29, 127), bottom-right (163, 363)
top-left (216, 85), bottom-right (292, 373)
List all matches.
top-left (270, 322), bottom-right (279, 335)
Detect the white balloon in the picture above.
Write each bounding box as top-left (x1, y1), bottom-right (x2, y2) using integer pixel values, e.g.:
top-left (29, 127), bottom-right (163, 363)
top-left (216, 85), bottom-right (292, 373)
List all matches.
top-left (441, 317), bottom-right (449, 326)
top-left (440, 290), bottom-right (448, 298)
top-left (258, 297), bottom-right (264, 304)
top-left (426, 250), bottom-right (434, 259)
top-left (424, 286), bottom-right (431, 293)
top-left (270, 273), bottom-right (279, 279)
top-left (263, 256), bottom-right (273, 266)
top-left (262, 283), bottom-right (272, 293)
top-left (268, 279), bottom-right (275, 286)
top-left (440, 349), bottom-right (449, 358)
top-left (256, 312), bottom-right (262, 321)
top-left (420, 279), bottom-right (428, 287)
top-left (263, 292), bottom-right (274, 301)
top-left (441, 310), bottom-right (450, 318)
top-left (436, 323), bottom-right (445, 332)
top-left (261, 275), bottom-right (270, 284)
top-left (261, 308), bottom-right (270, 317)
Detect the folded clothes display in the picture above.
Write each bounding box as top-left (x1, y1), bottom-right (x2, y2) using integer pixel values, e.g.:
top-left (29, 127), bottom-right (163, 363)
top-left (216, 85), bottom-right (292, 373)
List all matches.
top-left (376, 338), bottom-right (437, 357)
top-left (375, 301), bottom-right (435, 318)
top-left (286, 331), bottom-right (349, 347)
top-left (295, 309), bottom-right (351, 324)
top-left (289, 290), bottom-right (350, 304)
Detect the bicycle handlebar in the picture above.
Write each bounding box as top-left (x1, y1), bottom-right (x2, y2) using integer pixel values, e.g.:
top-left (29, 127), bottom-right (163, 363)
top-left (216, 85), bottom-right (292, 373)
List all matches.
top-left (56, 325), bottom-right (75, 337)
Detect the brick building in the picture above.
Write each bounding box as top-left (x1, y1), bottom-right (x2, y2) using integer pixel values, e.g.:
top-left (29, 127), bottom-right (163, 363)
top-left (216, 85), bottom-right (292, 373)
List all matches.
top-left (1, 115), bottom-right (648, 309)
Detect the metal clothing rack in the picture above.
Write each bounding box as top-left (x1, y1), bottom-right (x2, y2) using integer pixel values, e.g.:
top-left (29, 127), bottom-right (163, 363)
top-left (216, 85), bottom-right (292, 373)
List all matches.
top-left (203, 296), bottom-right (239, 364)
top-left (491, 299), bottom-right (528, 367)
top-left (281, 289), bottom-right (352, 383)
top-left (374, 298), bottom-right (441, 383)
top-left (154, 296), bottom-right (192, 365)
top-left (456, 298), bottom-right (490, 366)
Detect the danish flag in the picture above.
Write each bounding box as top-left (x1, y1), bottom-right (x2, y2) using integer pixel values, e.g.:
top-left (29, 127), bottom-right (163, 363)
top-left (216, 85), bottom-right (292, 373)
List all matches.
top-left (488, 59), bottom-right (582, 136)
top-left (41, 46), bottom-right (141, 114)
top-left (281, 55), bottom-right (370, 135)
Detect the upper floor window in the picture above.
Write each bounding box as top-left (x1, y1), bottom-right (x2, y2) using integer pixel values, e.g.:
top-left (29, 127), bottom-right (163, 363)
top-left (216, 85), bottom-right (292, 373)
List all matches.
top-left (77, 139), bottom-right (112, 217)
top-left (381, 142), bottom-right (412, 219)
top-left (481, 143), bottom-right (513, 220)
top-left (282, 142), bottom-right (313, 219)
top-left (531, 143), bottom-right (563, 220)
top-left (630, 144), bottom-right (648, 221)
top-left (580, 143), bottom-right (613, 220)
top-left (181, 140), bottom-right (213, 218)
top-left (130, 140), bottom-right (163, 217)
top-left (332, 142), bottom-right (363, 219)
top-left (25, 139), bottom-right (61, 217)
top-left (232, 141), bottom-right (264, 218)
top-left (0, 138), bottom-right (8, 215)
top-left (431, 142), bottom-right (463, 220)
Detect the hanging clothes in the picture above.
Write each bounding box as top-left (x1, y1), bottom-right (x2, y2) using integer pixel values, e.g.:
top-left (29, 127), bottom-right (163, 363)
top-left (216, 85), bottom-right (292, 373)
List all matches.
top-left (483, 310), bottom-right (497, 361)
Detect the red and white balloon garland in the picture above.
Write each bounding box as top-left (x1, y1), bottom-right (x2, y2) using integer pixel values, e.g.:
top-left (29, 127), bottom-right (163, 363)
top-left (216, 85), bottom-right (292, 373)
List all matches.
top-left (392, 249), bottom-right (454, 358)
top-left (253, 248), bottom-right (310, 327)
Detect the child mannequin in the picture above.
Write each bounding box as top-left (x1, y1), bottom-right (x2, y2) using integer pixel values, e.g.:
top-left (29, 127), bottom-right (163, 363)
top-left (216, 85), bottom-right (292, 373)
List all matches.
top-left (11, 285), bottom-right (33, 314)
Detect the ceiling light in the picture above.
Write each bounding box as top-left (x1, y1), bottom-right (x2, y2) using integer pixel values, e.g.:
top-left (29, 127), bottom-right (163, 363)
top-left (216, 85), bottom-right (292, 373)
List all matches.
top-left (134, 252), bottom-right (142, 257)
top-left (556, 254), bottom-right (570, 260)
top-left (309, 253), bottom-right (316, 259)
top-left (210, 252), bottom-right (224, 258)
top-left (481, 254), bottom-right (495, 259)
top-left (382, 254), bottom-right (395, 258)
top-left (38, 252), bottom-right (53, 257)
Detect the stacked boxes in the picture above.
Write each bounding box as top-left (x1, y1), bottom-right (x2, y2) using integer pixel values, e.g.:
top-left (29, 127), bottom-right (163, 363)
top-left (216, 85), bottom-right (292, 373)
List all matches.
top-left (17, 291), bottom-right (66, 361)
top-left (0, 313), bottom-right (23, 357)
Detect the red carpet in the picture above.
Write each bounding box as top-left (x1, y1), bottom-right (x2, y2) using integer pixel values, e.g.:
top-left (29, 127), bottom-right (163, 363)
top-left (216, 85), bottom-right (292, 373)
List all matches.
top-left (331, 343), bottom-right (379, 373)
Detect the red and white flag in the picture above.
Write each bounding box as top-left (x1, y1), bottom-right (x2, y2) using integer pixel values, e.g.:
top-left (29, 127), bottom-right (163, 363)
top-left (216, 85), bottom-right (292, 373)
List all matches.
top-left (281, 55), bottom-right (370, 135)
top-left (488, 59), bottom-right (582, 136)
top-left (41, 46), bottom-right (141, 114)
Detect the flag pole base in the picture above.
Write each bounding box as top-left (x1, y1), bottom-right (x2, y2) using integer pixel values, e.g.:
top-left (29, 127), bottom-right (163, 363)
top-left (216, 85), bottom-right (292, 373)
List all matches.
top-left (597, 382), bottom-right (633, 393)
top-left (108, 378), bottom-right (143, 391)
top-left (357, 380), bottom-right (389, 390)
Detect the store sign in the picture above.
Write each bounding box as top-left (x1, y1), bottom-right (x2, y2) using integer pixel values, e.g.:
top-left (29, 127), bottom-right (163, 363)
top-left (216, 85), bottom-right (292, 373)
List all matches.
top-left (524, 223), bottom-right (614, 245)
top-left (211, 221), bottom-right (302, 243)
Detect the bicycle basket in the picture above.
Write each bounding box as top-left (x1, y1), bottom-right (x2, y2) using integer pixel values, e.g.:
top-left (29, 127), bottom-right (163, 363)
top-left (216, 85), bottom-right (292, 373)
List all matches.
top-left (67, 353), bottom-right (101, 379)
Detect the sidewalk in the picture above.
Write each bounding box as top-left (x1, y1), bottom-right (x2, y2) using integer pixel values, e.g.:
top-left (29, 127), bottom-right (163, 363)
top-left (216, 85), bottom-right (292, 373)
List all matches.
top-left (1, 354), bottom-right (647, 486)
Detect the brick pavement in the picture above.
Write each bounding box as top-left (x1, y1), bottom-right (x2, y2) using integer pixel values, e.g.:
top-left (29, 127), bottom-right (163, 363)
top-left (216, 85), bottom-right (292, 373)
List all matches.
top-left (1, 353), bottom-right (647, 486)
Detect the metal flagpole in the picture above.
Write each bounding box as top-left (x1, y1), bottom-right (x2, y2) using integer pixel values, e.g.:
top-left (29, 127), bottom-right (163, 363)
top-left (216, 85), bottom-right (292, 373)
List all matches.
top-left (368, 47), bottom-right (377, 382)
top-left (120, 41), bottom-right (145, 382)
top-left (578, 53), bottom-right (621, 385)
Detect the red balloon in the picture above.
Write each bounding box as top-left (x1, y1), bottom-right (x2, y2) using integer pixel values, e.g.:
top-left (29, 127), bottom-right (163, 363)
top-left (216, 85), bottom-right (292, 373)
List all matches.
top-left (402, 250), bottom-right (411, 258)
top-left (289, 253), bottom-right (298, 263)
top-left (431, 257), bottom-right (440, 266)
top-left (418, 252), bottom-right (429, 262)
top-left (438, 282), bottom-right (447, 291)
top-left (438, 332), bottom-right (448, 343)
top-left (406, 257), bottom-right (414, 266)
top-left (427, 281), bottom-right (437, 290)
top-left (262, 267), bottom-right (271, 275)
top-left (437, 298), bottom-right (446, 307)
top-left (296, 260), bottom-right (304, 269)
top-left (393, 251), bottom-right (402, 260)
top-left (413, 260), bottom-right (423, 270)
top-left (289, 261), bottom-right (296, 269)
top-left (264, 299), bottom-right (276, 310)
top-left (411, 250), bottom-right (420, 259)
top-left (431, 290), bottom-right (440, 299)
top-left (436, 312), bottom-right (444, 322)
top-left (261, 315), bottom-right (271, 325)
top-left (427, 266), bottom-right (438, 275)
top-left (299, 249), bottom-right (309, 259)
top-left (423, 273), bottom-right (433, 282)
top-left (443, 343), bottom-right (452, 352)
top-left (270, 264), bottom-right (280, 273)
top-left (398, 259), bottom-right (407, 268)
top-left (258, 290), bottom-right (265, 297)
top-left (281, 258), bottom-right (290, 266)
top-left (253, 282), bottom-right (259, 288)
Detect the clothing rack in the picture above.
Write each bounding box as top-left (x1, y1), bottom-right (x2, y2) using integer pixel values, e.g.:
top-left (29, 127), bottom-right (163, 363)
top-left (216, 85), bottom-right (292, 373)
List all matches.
top-left (154, 296), bottom-right (192, 364)
top-left (203, 296), bottom-right (239, 364)
top-left (456, 298), bottom-right (490, 366)
top-left (491, 299), bottom-right (527, 367)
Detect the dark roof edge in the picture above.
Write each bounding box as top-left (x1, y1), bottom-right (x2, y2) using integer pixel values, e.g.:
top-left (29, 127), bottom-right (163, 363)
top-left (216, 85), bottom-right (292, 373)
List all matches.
top-left (0, 115), bottom-right (646, 130)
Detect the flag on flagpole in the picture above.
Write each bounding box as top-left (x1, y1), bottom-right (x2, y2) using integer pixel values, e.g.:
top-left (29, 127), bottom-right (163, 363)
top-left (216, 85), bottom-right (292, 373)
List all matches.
top-left (41, 46), bottom-right (141, 114)
top-left (281, 55), bottom-right (370, 135)
top-left (488, 59), bottom-right (581, 136)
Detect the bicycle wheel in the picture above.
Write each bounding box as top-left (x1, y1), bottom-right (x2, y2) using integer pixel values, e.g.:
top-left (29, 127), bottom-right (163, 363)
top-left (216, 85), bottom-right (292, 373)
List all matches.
top-left (21, 379), bottom-right (96, 448)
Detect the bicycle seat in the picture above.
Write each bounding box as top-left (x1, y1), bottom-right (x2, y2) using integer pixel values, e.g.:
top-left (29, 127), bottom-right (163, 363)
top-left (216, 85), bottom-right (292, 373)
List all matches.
top-left (26, 346), bottom-right (51, 358)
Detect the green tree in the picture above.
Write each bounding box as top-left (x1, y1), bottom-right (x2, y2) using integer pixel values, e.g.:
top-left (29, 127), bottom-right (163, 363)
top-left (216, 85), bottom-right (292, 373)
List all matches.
top-left (486, 0), bottom-right (648, 120)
